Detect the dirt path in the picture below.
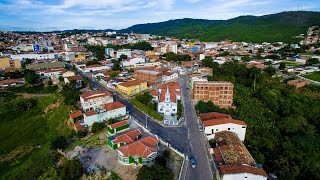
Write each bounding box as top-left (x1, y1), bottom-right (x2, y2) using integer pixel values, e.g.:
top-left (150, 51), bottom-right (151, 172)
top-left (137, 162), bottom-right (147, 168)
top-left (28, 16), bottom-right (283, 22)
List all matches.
top-left (19, 93), bottom-right (51, 98)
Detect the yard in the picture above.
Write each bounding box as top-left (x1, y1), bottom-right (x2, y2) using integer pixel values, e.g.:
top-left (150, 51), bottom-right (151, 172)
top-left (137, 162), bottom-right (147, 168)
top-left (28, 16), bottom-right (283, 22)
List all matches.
top-left (0, 93), bottom-right (73, 179)
top-left (281, 60), bottom-right (303, 67)
top-left (303, 71), bottom-right (320, 82)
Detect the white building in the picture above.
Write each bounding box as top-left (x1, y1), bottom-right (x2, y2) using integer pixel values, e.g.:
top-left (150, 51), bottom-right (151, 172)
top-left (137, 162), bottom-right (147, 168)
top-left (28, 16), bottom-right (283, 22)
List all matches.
top-left (200, 112), bottom-right (247, 141)
top-left (10, 53), bottom-right (57, 61)
top-left (162, 71), bottom-right (178, 83)
top-left (82, 64), bottom-right (111, 73)
top-left (117, 49), bottom-right (132, 59)
top-left (80, 90), bottom-right (113, 112)
top-left (122, 57), bottom-right (146, 67)
top-left (36, 68), bottom-right (66, 84)
top-left (83, 101), bottom-right (126, 126)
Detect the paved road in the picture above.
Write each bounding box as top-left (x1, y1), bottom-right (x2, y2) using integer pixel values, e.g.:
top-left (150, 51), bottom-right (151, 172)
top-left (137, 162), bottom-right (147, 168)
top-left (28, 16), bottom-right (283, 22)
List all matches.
top-left (179, 75), bottom-right (214, 180)
top-left (78, 70), bottom-right (215, 180)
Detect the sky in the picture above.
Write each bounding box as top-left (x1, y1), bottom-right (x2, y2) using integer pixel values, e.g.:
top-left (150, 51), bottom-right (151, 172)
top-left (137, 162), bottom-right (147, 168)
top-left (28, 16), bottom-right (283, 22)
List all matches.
top-left (0, 0), bottom-right (319, 31)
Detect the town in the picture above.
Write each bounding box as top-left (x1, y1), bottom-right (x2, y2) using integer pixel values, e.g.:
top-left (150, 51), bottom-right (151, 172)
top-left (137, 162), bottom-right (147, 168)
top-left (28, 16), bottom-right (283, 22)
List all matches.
top-left (0, 23), bottom-right (320, 180)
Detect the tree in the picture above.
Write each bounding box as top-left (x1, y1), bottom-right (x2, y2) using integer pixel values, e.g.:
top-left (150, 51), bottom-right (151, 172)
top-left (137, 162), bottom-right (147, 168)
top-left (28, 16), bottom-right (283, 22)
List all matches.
top-left (112, 61), bottom-right (121, 71)
top-left (202, 56), bottom-right (219, 70)
top-left (85, 59), bottom-right (100, 66)
top-left (24, 69), bottom-right (39, 84)
top-left (91, 122), bottom-right (106, 133)
top-left (137, 163), bottom-right (174, 180)
top-left (59, 160), bottom-right (83, 180)
top-left (109, 71), bottom-right (119, 78)
top-left (305, 58), bottom-right (319, 66)
top-left (264, 66), bottom-right (276, 77)
top-left (119, 54), bottom-right (128, 61)
top-left (241, 55), bottom-right (251, 62)
top-left (51, 136), bottom-right (68, 150)
top-left (279, 62), bottom-right (286, 70)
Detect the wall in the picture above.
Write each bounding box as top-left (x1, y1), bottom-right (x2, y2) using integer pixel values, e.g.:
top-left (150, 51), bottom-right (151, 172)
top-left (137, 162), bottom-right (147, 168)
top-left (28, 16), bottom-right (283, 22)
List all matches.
top-left (222, 173), bottom-right (267, 180)
top-left (84, 107), bottom-right (126, 126)
top-left (204, 123), bottom-right (246, 141)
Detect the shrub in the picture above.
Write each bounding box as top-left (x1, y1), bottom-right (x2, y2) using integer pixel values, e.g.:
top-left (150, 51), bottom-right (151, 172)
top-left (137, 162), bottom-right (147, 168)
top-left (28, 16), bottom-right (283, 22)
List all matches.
top-left (51, 136), bottom-right (68, 150)
top-left (91, 122), bottom-right (106, 133)
top-left (59, 159), bottom-right (83, 180)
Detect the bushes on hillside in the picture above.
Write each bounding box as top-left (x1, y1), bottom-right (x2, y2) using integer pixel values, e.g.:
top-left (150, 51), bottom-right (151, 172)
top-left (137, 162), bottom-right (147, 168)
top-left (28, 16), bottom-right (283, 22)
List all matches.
top-left (91, 122), bottom-right (106, 133)
top-left (59, 159), bottom-right (83, 180)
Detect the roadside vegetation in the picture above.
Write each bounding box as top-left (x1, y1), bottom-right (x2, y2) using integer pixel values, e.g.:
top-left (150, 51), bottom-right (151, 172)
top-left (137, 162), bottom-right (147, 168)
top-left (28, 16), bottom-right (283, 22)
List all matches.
top-left (131, 92), bottom-right (163, 121)
top-left (196, 60), bottom-right (320, 179)
top-left (303, 71), bottom-right (320, 82)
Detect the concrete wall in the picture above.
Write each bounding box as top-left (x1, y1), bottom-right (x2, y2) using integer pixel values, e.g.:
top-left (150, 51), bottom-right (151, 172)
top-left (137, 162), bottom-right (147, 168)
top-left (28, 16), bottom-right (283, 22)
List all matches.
top-left (204, 123), bottom-right (246, 141)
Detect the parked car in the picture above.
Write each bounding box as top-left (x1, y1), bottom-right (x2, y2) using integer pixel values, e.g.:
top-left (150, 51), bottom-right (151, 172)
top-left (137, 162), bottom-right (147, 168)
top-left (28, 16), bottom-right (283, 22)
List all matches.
top-left (198, 125), bottom-right (203, 132)
top-left (190, 158), bottom-right (197, 168)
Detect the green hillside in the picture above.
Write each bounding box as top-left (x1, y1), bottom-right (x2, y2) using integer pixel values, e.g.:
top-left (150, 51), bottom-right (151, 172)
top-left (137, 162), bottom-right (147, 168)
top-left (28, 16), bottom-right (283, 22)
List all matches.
top-left (121, 11), bottom-right (320, 42)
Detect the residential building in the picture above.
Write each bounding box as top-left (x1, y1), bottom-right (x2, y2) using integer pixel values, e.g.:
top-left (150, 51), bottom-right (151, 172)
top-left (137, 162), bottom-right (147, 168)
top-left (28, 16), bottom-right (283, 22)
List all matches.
top-left (162, 71), bottom-right (178, 83)
top-left (117, 136), bottom-right (159, 165)
top-left (36, 68), bottom-right (67, 84)
top-left (116, 80), bottom-right (148, 97)
top-left (287, 79), bottom-right (311, 88)
top-left (193, 80), bottom-right (234, 109)
top-left (27, 61), bottom-right (65, 70)
top-left (213, 131), bottom-right (267, 180)
top-left (64, 75), bottom-right (83, 88)
top-left (82, 64), bottom-right (111, 73)
top-left (0, 57), bottom-right (21, 70)
top-left (68, 110), bottom-right (84, 132)
top-left (83, 102), bottom-right (126, 126)
top-left (197, 67), bottom-right (213, 76)
top-left (108, 129), bottom-right (141, 150)
top-left (200, 112), bottom-right (247, 141)
top-left (10, 53), bottom-right (57, 61)
top-left (133, 70), bottom-right (162, 86)
top-left (116, 49), bottom-right (132, 59)
top-left (80, 90), bottom-right (113, 112)
top-left (0, 78), bottom-right (25, 88)
top-left (108, 120), bottom-right (130, 135)
top-left (122, 57), bottom-right (146, 67)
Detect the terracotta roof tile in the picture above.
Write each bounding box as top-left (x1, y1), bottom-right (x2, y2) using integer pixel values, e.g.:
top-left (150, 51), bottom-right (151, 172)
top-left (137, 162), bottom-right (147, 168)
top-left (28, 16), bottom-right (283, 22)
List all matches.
top-left (80, 90), bottom-right (111, 100)
top-left (66, 75), bottom-right (83, 81)
top-left (84, 111), bottom-right (96, 116)
top-left (70, 110), bottom-right (83, 119)
top-left (203, 118), bottom-right (247, 127)
top-left (109, 120), bottom-right (129, 129)
top-left (118, 79), bottom-right (147, 88)
top-left (112, 129), bottom-right (141, 144)
top-left (103, 101), bottom-right (126, 111)
top-left (219, 165), bottom-right (267, 177)
top-left (200, 112), bottom-right (231, 121)
top-left (118, 136), bottom-right (159, 158)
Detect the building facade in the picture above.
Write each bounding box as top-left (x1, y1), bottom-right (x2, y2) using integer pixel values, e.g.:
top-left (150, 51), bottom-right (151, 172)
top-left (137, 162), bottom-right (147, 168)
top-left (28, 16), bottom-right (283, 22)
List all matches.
top-left (116, 80), bottom-right (148, 97)
top-left (80, 90), bottom-right (113, 112)
top-left (133, 70), bottom-right (162, 86)
top-left (0, 57), bottom-right (21, 70)
top-left (193, 81), bottom-right (234, 109)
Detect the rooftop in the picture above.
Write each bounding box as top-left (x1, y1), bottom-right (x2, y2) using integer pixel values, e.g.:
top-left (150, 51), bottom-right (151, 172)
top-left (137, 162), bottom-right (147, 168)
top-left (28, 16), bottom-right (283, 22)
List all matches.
top-left (80, 90), bottom-right (111, 100)
top-left (118, 79), bottom-right (147, 88)
top-left (103, 101), bottom-right (126, 111)
top-left (112, 129), bottom-right (142, 144)
top-left (219, 164), bottom-right (267, 177)
top-left (118, 136), bottom-right (159, 158)
top-left (69, 110), bottom-right (83, 119)
top-left (200, 112), bottom-right (231, 121)
top-left (109, 120), bottom-right (129, 129)
top-left (66, 75), bottom-right (83, 81)
top-left (202, 118), bottom-right (247, 127)
top-left (214, 131), bottom-right (256, 166)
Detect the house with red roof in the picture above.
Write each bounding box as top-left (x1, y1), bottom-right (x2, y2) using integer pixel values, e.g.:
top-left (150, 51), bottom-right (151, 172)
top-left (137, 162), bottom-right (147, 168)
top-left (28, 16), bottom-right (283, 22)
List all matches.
top-left (64, 75), bottom-right (83, 89)
top-left (107, 120), bottom-right (129, 135)
top-left (83, 101), bottom-right (127, 126)
top-left (117, 136), bottom-right (159, 165)
top-left (200, 112), bottom-right (247, 141)
top-left (80, 90), bottom-right (113, 112)
top-left (108, 129), bottom-right (141, 150)
top-left (213, 131), bottom-right (267, 180)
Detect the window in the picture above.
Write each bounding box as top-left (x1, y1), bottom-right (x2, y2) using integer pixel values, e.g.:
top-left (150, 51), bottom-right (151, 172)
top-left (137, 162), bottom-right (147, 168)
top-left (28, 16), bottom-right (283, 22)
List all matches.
top-left (228, 128), bottom-right (230, 130)
top-left (216, 129), bottom-right (218, 131)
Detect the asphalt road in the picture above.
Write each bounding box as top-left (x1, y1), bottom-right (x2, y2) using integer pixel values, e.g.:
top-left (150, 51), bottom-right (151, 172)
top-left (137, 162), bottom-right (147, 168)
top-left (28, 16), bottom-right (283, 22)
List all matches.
top-left (179, 75), bottom-right (214, 180)
top-left (78, 70), bottom-right (214, 180)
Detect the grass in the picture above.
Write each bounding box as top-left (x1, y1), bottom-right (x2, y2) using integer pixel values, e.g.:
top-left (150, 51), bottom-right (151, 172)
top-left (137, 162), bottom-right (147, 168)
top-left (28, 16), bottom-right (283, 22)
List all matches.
top-left (0, 94), bottom-right (73, 179)
top-left (131, 99), bottom-right (163, 121)
top-left (303, 71), bottom-right (320, 82)
top-left (281, 60), bottom-right (302, 67)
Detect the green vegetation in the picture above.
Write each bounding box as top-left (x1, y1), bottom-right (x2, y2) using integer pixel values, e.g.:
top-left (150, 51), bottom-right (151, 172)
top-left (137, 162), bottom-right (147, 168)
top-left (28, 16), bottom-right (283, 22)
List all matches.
top-left (91, 122), bottom-right (106, 133)
top-left (177, 100), bottom-right (183, 119)
top-left (131, 98), bottom-right (163, 121)
top-left (106, 41), bottom-right (153, 51)
top-left (59, 159), bottom-right (83, 180)
top-left (197, 61), bottom-right (320, 179)
top-left (281, 60), bottom-right (301, 67)
top-left (84, 45), bottom-right (105, 60)
top-left (107, 171), bottom-right (122, 180)
top-left (86, 59), bottom-right (100, 66)
top-left (121, 11), bottom-right (320, 42)
top-left (137, 156), bottom-right (174, 180)
top-left (303, 71), bottom-right (320, 82)
top-left (162, 52), bottom-right (191, 62)
top-left (0, 93), bottom-right (72, 179)
top-left (305, 58), bottom-right (320, 66)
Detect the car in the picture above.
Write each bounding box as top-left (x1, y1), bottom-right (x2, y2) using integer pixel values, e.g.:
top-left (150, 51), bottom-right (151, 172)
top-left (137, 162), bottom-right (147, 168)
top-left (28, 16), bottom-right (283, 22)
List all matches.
top-left (186, 87), bottom-right (189, 89)
top-left (198, 125), bottom-right (203, 132)
top-left (190, 158), bottom-right (197, 168)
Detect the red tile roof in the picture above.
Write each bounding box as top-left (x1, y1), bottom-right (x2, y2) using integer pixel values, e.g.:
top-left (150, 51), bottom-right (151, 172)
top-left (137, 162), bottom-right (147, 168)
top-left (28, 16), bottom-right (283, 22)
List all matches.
top-left (66, 75), bottom-right (83, 81)
top-left (159, 88), bottom-right (177, 103)
top-left (70, 110), bottom-right (83, 119)
top-left (0, 78), bottom-right (24, 85)
top-left (118, 136), bottom-right (159, 158)
top-left (74, 122), bottom-right (84, 131)
top-left (149, 89), bottom-right (158, 96)
top-left (103, 101), bottom-right (126, 111)
top-left (43, 68), bottom-right (66, 73)
top-left (84, 111), bottom-right (97, 116)
top-left (202, 118), bottom-right (247, 127)
top-left (80, 90), bottom-right (111, 101)
top-left (112, 129), bottom-right (141, 144)
top-left (200, 112), bottom-right (231, 121)
top-left (118, 79), bottom-right (147, 88)
top-left (109, 120), bottom-right (129, 129)
top-left (219, 165), bottom-right (267, 177)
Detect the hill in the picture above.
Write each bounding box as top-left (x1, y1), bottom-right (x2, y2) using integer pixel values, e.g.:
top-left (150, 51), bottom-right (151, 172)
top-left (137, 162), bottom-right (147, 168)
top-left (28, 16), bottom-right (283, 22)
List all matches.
top-left (120, 11), bottom-right (320, 42)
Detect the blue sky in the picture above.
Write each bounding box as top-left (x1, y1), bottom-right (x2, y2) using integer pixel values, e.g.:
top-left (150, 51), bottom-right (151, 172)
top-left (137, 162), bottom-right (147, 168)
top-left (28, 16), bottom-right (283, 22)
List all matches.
top-left (0, 0), bottom-right (319, 31)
